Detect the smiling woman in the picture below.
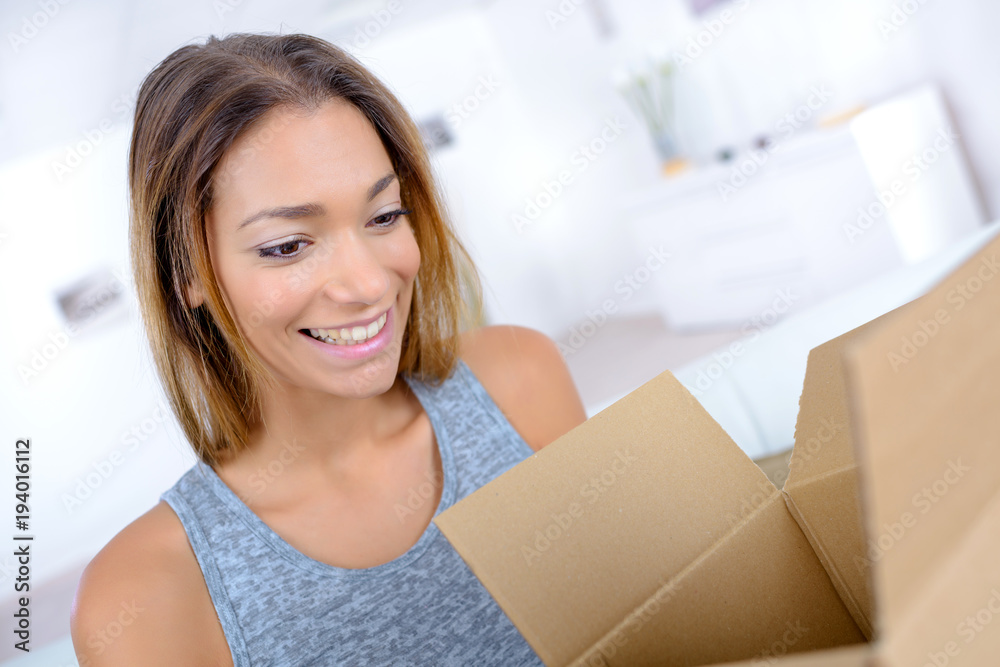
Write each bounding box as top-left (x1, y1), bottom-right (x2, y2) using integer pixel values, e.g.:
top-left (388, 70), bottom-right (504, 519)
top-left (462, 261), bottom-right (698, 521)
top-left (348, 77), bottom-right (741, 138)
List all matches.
top-left (200, 99), bottom-right (422, 396)
top-left (69, 33), bottom-right (586, 666)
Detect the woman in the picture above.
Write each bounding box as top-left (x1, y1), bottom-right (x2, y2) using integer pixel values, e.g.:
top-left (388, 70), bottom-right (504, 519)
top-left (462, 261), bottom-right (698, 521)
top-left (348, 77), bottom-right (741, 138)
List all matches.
top-left (71, 33), bottom-right (587, 665)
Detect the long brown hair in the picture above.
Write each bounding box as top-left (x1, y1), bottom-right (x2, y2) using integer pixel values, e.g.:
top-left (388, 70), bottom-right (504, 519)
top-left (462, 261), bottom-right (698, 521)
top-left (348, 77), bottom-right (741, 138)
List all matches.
top-left (128, 33), bottom-right (483, 466)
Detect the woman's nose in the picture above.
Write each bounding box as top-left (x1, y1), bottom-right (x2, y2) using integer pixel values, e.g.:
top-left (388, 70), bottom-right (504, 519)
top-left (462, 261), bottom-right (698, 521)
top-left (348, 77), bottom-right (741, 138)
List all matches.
top-left (315, 234), bottom-right (390, 305)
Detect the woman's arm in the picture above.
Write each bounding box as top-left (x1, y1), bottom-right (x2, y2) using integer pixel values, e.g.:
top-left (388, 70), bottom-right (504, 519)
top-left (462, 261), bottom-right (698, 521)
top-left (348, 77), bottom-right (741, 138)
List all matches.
top-left (70, 501), bottom-right (233, 667)
top-left (459, 325), bottom-right (588, 452)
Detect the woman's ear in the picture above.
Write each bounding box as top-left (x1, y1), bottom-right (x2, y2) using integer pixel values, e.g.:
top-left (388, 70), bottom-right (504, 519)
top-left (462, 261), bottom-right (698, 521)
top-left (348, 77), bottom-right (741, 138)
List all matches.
top-left (184, 280), bottom-right (205, 309)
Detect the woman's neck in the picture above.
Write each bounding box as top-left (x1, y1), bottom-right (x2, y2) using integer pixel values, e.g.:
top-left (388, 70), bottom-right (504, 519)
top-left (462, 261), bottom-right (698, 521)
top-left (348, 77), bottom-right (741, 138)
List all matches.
top-left (214, 373), bottom-right (423, 507)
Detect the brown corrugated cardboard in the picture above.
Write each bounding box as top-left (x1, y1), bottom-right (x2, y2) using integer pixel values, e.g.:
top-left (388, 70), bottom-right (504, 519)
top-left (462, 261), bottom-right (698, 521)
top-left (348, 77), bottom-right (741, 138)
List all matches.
top-left (782, 321), bottom-right (883, 641)
top-left (436, 368), bottom-right (862, 666)
top-left (753, 448), bottom-right (792, 487)
top-left (844, 231), bottom-right (1000, 664)
top-left (435, 230), bottom-right (1000, 665)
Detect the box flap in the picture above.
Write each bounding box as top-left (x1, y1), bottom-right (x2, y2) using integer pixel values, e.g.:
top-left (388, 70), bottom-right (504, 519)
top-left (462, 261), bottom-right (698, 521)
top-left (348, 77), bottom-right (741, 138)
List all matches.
top-left (880, 490), bottom-right (1000, 666)
top-left (782, 325), bottom-right (883, 639)
top-left (566, 497), bottom-right (864, 666)
top-left (436, 370), bottom-right (862, 666)
top-left (843, 232), bottom-right (1000, 652)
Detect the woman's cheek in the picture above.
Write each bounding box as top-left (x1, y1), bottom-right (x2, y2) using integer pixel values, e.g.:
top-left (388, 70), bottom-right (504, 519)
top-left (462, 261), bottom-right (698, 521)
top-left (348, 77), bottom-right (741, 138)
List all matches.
top-left (235, 273), bottom-right (289, 336)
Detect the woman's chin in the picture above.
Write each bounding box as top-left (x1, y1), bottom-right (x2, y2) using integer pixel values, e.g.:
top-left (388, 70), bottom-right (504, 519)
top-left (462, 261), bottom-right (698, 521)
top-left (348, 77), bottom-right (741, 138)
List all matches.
top-left (340, 372), bottom-right (396, 398)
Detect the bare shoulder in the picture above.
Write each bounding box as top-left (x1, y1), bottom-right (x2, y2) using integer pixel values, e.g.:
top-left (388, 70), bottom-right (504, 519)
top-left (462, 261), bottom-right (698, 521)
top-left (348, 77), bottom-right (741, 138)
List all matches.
top-left (458, 325), bottom-right (587, 452)
top-left (71, 500), bottom-right (232, 666)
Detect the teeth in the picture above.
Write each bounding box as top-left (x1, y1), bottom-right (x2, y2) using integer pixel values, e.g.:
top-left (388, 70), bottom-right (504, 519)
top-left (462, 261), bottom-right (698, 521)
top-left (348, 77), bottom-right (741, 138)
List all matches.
top-left (308, 313), bottom-right (387, 346)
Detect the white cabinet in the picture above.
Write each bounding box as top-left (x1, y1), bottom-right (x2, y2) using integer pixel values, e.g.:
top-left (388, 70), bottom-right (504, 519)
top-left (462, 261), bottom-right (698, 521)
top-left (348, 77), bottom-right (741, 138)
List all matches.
top-left (625, 126), bottom-right (907, 331)
top-left (624, 84), bottom-right (989, 332)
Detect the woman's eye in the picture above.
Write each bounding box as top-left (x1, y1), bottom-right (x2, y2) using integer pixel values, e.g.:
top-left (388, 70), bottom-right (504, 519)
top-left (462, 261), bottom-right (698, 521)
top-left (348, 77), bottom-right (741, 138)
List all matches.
top-left (369, 208), bottom-right (411, 229)
top-left (258, 239), bottom-right (308, 260)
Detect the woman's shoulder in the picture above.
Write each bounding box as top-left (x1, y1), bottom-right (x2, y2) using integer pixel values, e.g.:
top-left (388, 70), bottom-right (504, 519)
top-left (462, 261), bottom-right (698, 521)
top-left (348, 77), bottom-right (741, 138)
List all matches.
top-left (70, 500), bottom-right (232, 666)
top-left (457, 325), bottom-right (587, 452)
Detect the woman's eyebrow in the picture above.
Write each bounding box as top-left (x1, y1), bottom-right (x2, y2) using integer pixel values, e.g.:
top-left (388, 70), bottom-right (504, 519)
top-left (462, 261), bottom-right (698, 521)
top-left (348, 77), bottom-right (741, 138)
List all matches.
top-left (237, 203), bottom-right (324, 230)
top-left (366, 172), bottom-right (397, 203)
top-left (236, 173), bottom-right (398, 231)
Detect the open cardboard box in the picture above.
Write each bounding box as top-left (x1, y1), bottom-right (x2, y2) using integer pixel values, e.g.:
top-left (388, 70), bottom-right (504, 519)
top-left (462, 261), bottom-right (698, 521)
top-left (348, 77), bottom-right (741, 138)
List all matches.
top-left (435, 231), bottom-right (1000, 666)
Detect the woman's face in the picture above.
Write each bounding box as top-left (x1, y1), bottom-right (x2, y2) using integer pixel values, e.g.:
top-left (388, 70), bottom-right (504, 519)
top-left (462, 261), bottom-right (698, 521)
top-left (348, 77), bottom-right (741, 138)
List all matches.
top-left (204, 98), bottom-right (421, 399)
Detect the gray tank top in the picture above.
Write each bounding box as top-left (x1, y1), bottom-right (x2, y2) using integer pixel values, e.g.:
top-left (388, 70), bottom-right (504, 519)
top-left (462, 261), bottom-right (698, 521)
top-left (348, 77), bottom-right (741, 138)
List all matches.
top-left (161, 359), bottom-right (544, 666)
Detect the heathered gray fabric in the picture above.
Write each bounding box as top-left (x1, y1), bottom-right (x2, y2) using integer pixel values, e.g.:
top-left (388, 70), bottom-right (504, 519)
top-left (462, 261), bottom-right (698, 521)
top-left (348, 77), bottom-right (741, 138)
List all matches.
top-left (161, 359), bottom-right (544, 666)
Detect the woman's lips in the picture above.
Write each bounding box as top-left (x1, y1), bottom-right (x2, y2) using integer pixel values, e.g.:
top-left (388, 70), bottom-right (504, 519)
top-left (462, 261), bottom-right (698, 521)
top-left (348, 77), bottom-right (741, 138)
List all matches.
top-left (303, 310), bottom-right (388, 344)
top-left (299, 307), bottom-right (393, 360)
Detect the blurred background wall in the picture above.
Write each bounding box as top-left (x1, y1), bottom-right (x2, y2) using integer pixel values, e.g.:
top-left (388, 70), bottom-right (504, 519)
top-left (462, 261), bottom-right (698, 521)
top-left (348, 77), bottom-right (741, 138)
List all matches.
top-left (1, 0), bottom-right (998, 662)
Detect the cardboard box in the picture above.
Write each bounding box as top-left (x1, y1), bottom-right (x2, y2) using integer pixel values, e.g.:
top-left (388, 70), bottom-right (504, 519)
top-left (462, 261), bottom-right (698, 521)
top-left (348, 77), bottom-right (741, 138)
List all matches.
top-left (435, 231), bottom-right (1000, 666)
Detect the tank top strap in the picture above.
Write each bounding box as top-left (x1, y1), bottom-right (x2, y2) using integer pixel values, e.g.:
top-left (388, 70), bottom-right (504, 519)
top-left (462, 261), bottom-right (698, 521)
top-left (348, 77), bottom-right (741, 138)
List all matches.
top-left (161, 470), bottom-right (253, 666)
top-left (403, 358), bottom-right (534, 503)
